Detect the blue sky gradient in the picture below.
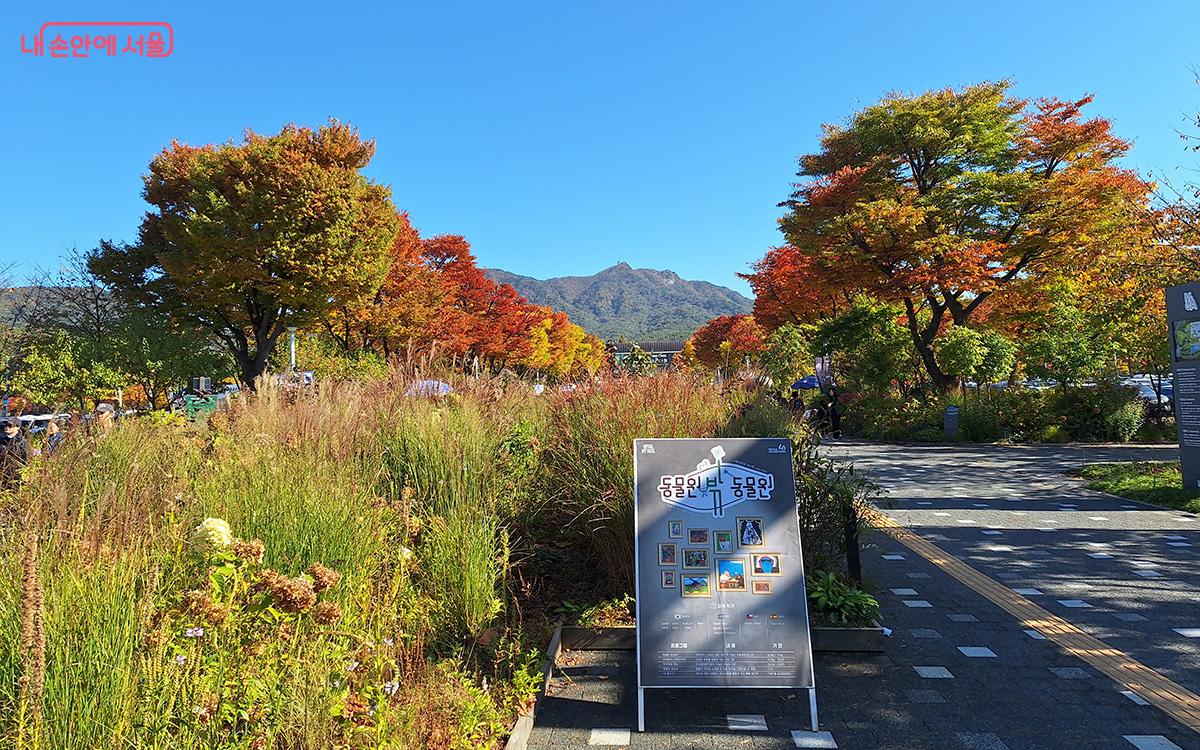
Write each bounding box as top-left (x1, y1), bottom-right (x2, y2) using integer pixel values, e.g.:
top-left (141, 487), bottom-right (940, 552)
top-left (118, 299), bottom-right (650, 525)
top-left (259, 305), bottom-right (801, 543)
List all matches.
top-left (4, 1), bottom-right (1200, 294)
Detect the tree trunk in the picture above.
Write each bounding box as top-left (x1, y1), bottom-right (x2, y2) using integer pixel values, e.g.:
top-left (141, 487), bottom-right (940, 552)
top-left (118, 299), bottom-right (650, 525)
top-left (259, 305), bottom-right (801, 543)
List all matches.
top-left (903, 298), bottom-right (955, 391)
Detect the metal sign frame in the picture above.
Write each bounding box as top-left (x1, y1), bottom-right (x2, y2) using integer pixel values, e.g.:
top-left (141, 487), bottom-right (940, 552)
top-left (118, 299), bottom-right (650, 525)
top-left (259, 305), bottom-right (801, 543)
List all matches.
top-left (1167, 283), bottom-right (1200, 490)
top-left (632, 437), bottom-right (817, 732)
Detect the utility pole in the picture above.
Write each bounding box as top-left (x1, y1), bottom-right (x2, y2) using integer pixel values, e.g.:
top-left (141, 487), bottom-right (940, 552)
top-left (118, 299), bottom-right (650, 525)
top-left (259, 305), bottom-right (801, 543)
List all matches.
top-left (288, 327), bottom-right (298, 374)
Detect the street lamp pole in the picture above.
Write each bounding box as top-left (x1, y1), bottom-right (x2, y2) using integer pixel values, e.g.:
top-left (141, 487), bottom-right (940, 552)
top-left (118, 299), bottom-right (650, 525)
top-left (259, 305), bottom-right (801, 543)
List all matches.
top-left (288, 327), bottom-right (297, 374)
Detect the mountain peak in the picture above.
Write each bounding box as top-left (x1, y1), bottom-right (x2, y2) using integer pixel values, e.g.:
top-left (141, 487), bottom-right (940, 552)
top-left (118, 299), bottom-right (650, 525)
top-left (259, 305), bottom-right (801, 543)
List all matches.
top-left (484, 265), bottom-right (751, 340)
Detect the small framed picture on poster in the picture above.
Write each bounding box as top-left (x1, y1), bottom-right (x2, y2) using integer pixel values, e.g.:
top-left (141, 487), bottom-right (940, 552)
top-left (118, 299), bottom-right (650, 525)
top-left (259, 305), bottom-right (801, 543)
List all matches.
top-left (716, 557), bottom-right (747, 592)
top-left (658, 543), bottom-right (677, 566)
top-left (681, 574), bottom-right (711, 597)
top-left (737, 517), bottom-right (765, 548)
top-left (752, 552), bottom-right (782, 576)
top-left (661, 570), bottom-right (677, 588)
top-left (688, 528), bottom-right (710, 545)
top-left (752, 579), bottom-right (773, 595)
top-left (713, 529), bottom-right (734, 554)
top-left (667, 520), bottom-right (683, 539)
top-left (682, 547), bottom-right (711, 570)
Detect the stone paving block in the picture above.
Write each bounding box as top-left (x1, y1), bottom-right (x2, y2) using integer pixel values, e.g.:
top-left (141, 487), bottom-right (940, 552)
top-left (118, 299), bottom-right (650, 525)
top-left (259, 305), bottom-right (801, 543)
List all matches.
top-left (1123, 737), bottom-right (1183, 750)
top-left (790, 731), bottom-right (838, 749)
top-left (955, 732), bottom-right (1010, 749)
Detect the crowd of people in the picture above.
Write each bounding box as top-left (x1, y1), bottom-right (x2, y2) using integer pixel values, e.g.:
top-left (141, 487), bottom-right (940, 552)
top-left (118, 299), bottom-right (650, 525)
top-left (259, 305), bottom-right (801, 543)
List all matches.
top-left (0, 405), bottom-right (118, 490)
top-left (785, 386), bottom-right (843, 438)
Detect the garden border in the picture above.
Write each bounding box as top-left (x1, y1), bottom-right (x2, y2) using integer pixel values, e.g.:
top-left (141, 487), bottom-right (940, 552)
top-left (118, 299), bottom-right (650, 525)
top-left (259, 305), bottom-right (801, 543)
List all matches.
top-left (504, 622), bottom-right (563, 750)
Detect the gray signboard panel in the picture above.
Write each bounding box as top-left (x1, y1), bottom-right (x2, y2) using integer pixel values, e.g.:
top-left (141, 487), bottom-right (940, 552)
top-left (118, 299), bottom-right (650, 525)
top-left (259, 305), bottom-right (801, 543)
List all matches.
top-left (1166, 283), bottom-right (1200, 490)
top-left (633, 438), bottom-right (814, 691)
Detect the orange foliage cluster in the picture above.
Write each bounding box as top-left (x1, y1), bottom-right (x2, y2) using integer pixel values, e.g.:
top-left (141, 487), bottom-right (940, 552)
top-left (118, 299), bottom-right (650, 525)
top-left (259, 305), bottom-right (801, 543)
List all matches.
top-left (689, 315), bottom-right (766, 369)
top-left (326, 213), bottom-right (607, 377)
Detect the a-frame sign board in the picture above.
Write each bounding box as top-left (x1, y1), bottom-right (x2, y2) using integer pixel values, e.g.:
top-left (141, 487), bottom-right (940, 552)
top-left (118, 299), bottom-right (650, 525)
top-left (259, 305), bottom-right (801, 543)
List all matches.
top-left (632, 438), bottom-right (817, 732)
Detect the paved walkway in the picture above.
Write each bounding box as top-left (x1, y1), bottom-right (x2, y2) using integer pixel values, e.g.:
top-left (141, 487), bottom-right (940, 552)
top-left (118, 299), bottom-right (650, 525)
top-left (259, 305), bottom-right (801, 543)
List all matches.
top-left (527, 442), bottom-right (1200, 749)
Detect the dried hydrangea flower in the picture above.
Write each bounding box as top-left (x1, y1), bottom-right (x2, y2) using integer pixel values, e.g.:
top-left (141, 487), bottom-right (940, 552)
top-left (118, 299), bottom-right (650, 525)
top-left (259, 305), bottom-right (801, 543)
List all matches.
top-left (312, 600), bottom-right (342, 624)
top-left (307, 563), bottom-right (341, 592)
top-left (232, 538), bottom-right (265, 565)
top-left (268, 574), bottom-right (316, 613)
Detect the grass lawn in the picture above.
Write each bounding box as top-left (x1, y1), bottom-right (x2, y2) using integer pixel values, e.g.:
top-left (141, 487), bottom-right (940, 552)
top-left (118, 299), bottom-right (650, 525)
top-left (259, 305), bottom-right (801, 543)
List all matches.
top-left (1068, 461), bottom-right (1200, 513)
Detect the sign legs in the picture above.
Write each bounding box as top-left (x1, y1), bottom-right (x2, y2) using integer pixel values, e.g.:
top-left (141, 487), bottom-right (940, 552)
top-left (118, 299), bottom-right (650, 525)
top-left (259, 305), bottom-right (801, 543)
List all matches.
top-left (808, 687), bottom-right (818, 731)
top-left (637, 687), bottom-right (645, 732)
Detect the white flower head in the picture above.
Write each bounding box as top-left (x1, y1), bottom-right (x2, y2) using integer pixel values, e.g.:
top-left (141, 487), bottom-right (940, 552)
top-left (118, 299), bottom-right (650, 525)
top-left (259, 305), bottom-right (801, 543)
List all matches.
top-left (184, 626), bottom-right (205, 638)
top-left (191, 517), bottom-right (233, 552)
top-left (382, 680), bottom-right (400, 696)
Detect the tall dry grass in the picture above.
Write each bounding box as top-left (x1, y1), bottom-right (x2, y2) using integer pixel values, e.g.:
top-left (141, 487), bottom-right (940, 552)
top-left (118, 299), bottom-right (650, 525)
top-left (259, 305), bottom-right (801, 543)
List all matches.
top-left (0, 374), bottom-right (548, 749)
top-left (539, 373), bottom-right (739, 592)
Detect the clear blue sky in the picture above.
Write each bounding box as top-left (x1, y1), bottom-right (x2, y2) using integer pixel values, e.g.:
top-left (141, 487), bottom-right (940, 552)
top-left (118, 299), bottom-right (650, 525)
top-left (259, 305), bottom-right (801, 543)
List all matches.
top-left (4, 1), bottom-right (1200, 295)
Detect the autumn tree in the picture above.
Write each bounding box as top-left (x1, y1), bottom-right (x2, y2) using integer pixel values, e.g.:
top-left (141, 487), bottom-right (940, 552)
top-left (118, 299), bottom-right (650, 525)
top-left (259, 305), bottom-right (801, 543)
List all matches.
top-left (810, 298), bottom-right (912, 394)
top-left (420, 235), bottom-right (540, 367)
top-left (323, 212), bottom-right (444, 358)
top-left (690, 315), bottom-right (766, 371)
top-left (759, 322), bottom-right (814, 389)
top-left (758, 82), bottom-right (1149, 390)
top-left (90, 120), bottom-right (400, 386)
top-left (742, 246), bottom-right (845, 329)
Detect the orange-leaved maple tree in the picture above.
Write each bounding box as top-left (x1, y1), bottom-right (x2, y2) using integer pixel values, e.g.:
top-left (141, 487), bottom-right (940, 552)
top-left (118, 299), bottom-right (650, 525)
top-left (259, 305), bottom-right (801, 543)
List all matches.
top-left (750, 82), bottom-right (1151, 389)
top-left (690, 314), bottom-right (766, 370)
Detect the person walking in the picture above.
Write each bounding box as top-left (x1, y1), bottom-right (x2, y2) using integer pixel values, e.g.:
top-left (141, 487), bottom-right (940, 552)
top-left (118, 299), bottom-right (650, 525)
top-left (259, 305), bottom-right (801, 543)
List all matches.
top-left (0, 417), bottom-right (30, 491)
top-left (827, 387), bottom-right (843, 438)
top-left (44, 419), bottom-right (63, 453)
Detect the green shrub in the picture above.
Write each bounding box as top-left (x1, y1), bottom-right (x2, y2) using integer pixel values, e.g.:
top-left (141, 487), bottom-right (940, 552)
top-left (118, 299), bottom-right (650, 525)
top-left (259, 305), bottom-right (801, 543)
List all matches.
top-left (1051, 383), bottom-right (1142, 441)
top-left (959, 400), bottom-right (1001, 442)
top-left (1104, 398), bottom-right (1146, 442)
top-left (1041, 424), bottom-right (1071, 442)
top-left (805, 571), bottom-right (879, 626)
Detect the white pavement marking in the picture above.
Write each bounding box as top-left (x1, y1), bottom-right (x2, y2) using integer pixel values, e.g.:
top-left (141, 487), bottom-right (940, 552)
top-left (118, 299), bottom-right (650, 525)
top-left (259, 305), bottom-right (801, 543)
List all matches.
top-left (890, 588), bottom-right (919, 596)
top-left (903, 600), bottom-right (933, 608)
top-left (1121, 505), bottom-right (1139, 509)
top-left (1168, 542), bottom-right (1193, 547)
top-left (1012, 588), bottom-right (1043, 596)
top-left (972, 503), bottom-right (990, 508)
top-left (882, 554), bottom-right (906, 561)
top-left (1035, 528), bottom-right (1057, 532)
top-left (981, 530), bottom-right (1002, 535)
top-left (914, 666), bottom-right (954, 679)
top-left (1135, 570), bottom-right (1164, 578)
top-left (1123, 736), bottom-right (1183, 750)
top-left (957, 519), bottom-right (977, 524)
top-left (1088, 552), bottom-right (1114, 559)
top-left (728, 714), bottom-right (768, 731)
top-left (1089, 516), bottom-right (1110, 521)
top-left (1114, 613), bottom-right (1149, 622)
top-left (1164, 535), bottom-right (1187, 540)
top-left (1024, 629), bottom-right (1046, 640)
top-left (588, 728), bottom-right (631, 745)
top-left (791, 730), bottom-right (838, 749)
top-left (1172, 628), bottom-right (1200, 638)
top-left (934, 512), bottom-right (951, 517)
top-left (1122, 690), bottom-right (1151, 706)
top-left (1058, 600), bottom-right (1092, 608)
top-left (957, 646), bottom-right (998, 657)
top-left (916, 501), bottom-right (933, 505)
